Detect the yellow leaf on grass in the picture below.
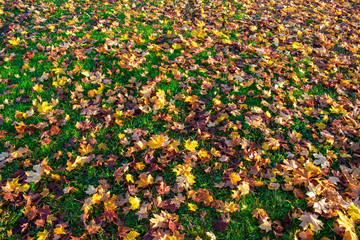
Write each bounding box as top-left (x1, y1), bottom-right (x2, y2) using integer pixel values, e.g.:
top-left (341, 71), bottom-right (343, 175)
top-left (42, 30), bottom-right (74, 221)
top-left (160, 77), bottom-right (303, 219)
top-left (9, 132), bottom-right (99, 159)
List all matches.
top-left (37, 229), bottom-right (49, 240)
top-left (37, 102), bottom-right (53, 114)
top-left (98, 143), bottom-right (108, 151)
top-left (124, 230), bottom-right (140, 240)
top-left (198, 149), bottom-right (209, 158)
top-left (135, 173), bottom-right (154, 188)
top-left (172, 43), bottom-right (182, 50)
top-left (129, 196), bottom-right (141, 210)
top-left (126, 174), bottom-right (134, 183)
top-left (292, 42), bottom-right (303, 50)
top-left (185, 139), bottom-right (198, 152)
top-left (229, 172), bottom-right (241, 186)
top-left (79, 144), bottom-right (93, 156)
top-left (8, 38), bottom-right (21, 47)
top-left (188, 203), bottom-right (198, 211)
top-left (135, 162), bottom-right (145, 171)
top-left (33, 84), bottom-right (44, 93)
top-left (52, 68), bottom-right (64, 75)
top-left (148, 135), bottom-right (166, 149)
top-left (3, 178), bottom-right (30, 194)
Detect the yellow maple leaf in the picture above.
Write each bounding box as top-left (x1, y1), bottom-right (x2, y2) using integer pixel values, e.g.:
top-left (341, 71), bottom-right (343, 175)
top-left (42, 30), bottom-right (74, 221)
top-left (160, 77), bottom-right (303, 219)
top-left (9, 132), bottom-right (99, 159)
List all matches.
top-left (292, 42), bottom-right (303, 50)
top-left (185, 139), bottom-right (198, 152)
top-left (3, 178), bottom-right (30, 194)
top-left (184, 95), bottom-right (199, 104)
top-left (114, 110), bottom-right (123, 118)
top-left (135, 173), bottom-right (154, 188)
top-left (135, 162), bottom-right (145, 171)
top-left (188, 203), bottom-right (198, 211)
top-left (337, 211), bottom-right (357, 240)
top-left (52, 68), bottom-right (64, 75)
top-left (213, 98), bottom-right (222, 107)
top-left (37, 101), bottom-right (53, 114)
top-left (198, 149), bottom-right (209, 158)
top-left (78, 143), bottom-right (93, 156)
top-left (348, 205), bottom-right (360, 222)
top-left (37, 229), bottom-right (49, 240)
top-left (168, 139), bottom-right (180, 152)
top-left (54, 225), bottom-right (67, 235)
top-left (129, 196), bottom-right (141, 210)
top-left (92, 193), bottom-right (102, 204)
top-left (8, 38), bottom-right (21, 47)
top-left (197, 21), bottom-right (206, 28)
top-left (172, 43), bottom-right (182, 50)
top-left (192, 29), bottom-right (206, 38)
top-left (126, 174), bottom-right (134, 183)
top-left (33, 84), bottom-right (44, 93)
top-left (229, 172), bottom-right (241, 186)
top-left (119, 34), bottom-right (128, 41)
top-left (173, 164), bottom-right (192, 176)
top-left (211, 148), bottom-right (220, 157)
top-left (148, 34), bottom-right (157, 41)
top-left (223, 201), bottom-right (240, 213)
top-left (147, 135), bottom-right (166, 149)
top-left (124, 230), bottom-right (140, 240)
top-left (184, 172), bottom-right (196, 185)
top-left (98, 143), bottom-right (108, 151)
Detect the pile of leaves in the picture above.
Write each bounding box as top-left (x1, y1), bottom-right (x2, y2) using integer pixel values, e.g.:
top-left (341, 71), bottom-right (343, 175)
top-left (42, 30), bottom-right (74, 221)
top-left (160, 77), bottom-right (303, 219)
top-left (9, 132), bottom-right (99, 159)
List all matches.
top-left (0, 0), bottom-right (360, 239)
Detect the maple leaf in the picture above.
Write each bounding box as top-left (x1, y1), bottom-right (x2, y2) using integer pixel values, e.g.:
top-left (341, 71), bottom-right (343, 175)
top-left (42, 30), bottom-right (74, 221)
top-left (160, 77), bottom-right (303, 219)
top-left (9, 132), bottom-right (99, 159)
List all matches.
top-left (189, 189), bottom-right (213, 206)
top-left (229, 172), bottom-right (241, 186)
top-left (188, 203), bottom-right (198, 211)
top-left (2, 177), bottom-right (30, 194)
top-left (292, 42), bottom-right (303, 49)
top-left (118, 226), bottom-right (131, 239)
top-left (37, 101), bottom-right (53, 114)
top-left (221, 202), bottom-right (240, 213)
top-left (313, 199), bottom-right (329, 214)
top-left (313, 153), bottom-right (330, 168)
top-left (150, 212), bottom-right (167, 229)
top-left (8, 37), bottom-right (21, 47)
top-left (231, 181), bottom-right (250, 200)
top-left (85, 185), bottom-right (97, 195)
top-left (184, 139), bottom-right (198, 152)
top-left (212, 215), bottom-right (230, 232)
top-left (135, 173), bottom-right (154, 188)
top-left (66, 155), bottom-right (94, 171)
top-left (298, 228), bottom-right (314, 240)
top-left (52, 67), bottom-right (64, 75)
top-left (245, 115), bottom-right (263, 129)
top-left (33, 84), bottom-right (44, 93)
top-left (337, 211), bottom-right (358, 240)
top-left (37, 229), bottom-right (49, 240)
top-left (124, 230), bottom-right (140, 240)
top-left (129, 196), bottom-right (141, 210)
top-left (78, 143), bottom-right (93, 156)
top-left (259, 219), bottom-right (272, 233)
top-left (147, 135), bottom-right (167, 149)
top-left (126, 174), bottom-right (134, 183)
top-left (0, 152), bottom-right (9, 168)
top-left (54, 225), bottom-right (67, 235)
top-left (299, 212), bottom-right (323, 232)
top-left (347, 205), bottom-right (360, 222)
top-left (85, 220), bottom-right (102, 235)
top-left (172, 43), bottom-right (182, 50)
top-left (25, 164), bottom-right (44, 183)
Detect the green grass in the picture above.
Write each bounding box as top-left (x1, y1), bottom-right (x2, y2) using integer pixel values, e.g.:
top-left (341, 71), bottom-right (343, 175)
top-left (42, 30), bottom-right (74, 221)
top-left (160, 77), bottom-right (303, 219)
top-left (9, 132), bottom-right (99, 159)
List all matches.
top-left (0, 0), bottom-right (360, 239)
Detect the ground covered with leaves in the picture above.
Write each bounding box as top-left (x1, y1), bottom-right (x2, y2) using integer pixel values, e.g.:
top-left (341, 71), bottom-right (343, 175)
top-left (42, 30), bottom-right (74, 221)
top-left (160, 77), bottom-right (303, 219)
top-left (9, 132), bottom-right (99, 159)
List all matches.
top-left (0, 0), bottom-right (360, 239)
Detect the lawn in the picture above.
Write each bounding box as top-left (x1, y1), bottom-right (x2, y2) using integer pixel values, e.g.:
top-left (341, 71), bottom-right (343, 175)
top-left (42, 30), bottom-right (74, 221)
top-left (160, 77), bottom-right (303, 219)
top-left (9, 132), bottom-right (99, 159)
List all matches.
top-left (0, 0), bottom-right (360, 239)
